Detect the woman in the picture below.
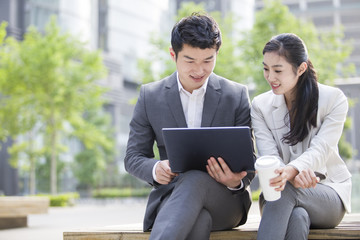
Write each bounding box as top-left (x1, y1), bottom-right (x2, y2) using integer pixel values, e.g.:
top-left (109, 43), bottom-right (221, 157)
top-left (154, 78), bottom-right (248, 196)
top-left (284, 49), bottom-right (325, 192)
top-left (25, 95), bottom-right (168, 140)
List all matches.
top-left (251, 33), bottom-right (352, 240)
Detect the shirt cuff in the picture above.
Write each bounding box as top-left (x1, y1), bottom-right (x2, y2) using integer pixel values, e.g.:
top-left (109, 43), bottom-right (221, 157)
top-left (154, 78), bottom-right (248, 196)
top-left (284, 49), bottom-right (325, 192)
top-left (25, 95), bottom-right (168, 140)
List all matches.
top-left (152, 161), bottom-right (161, 182)
top-left (227, 180), bottom-right (244, 191)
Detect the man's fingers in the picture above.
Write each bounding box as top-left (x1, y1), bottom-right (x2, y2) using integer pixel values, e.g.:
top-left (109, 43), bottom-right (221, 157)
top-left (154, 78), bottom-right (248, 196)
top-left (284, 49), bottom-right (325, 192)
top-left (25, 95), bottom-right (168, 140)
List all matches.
top-left (217, 157), bottom-right (229, 173)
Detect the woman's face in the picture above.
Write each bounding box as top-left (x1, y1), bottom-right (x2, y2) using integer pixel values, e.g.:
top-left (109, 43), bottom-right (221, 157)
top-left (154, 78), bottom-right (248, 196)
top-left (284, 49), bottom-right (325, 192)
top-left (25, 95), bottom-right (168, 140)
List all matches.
top-left (263, 52), bottom-right (305, 104)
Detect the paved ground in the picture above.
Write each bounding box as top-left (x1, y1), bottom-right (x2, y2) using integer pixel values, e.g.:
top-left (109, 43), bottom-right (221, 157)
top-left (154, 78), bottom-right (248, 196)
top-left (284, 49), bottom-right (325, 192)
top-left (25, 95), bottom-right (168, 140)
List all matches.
top-left (0, 198), bottom-right (261, 240)
top-left (0, 197), bottom-right (261, 240)
top-left (0, 198), bottom-right (149, 240)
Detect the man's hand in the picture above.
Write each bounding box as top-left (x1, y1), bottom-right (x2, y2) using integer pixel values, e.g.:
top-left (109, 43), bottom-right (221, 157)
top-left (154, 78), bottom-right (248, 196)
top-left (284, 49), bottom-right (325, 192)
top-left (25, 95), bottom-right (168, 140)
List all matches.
top-left (206, 157), bottom-right (247, 188)
top-left (155, 160), bottom-right (178, 185)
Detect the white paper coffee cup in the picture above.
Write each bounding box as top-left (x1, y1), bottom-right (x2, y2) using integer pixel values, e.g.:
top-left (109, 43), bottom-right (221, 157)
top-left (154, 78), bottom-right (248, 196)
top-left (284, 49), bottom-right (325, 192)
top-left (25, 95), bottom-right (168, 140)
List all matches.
top-left (255, 156), bottom-right (281, 201)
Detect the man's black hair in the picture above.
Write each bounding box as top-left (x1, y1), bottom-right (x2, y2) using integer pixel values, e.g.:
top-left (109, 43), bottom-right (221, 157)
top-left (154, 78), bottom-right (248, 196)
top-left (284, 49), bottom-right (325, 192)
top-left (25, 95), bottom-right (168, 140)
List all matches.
top-left (171, 12), bottom-right (222, 57)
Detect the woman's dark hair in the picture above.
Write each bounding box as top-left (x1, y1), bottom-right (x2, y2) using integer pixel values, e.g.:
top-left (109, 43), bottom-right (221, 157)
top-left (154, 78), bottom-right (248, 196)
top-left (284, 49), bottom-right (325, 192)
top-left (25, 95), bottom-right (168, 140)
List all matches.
top-left (171, 12), bottom-right (221, 57)
top-left (263, 33), bottom-right (319, 146)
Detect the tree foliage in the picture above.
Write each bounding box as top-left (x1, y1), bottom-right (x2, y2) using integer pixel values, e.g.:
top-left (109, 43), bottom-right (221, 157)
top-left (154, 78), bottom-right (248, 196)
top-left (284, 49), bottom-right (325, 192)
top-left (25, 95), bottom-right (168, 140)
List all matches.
top-left (238, 0), bottom-right (355, 95)
top-left (0, 18), bottom-right (115, 194)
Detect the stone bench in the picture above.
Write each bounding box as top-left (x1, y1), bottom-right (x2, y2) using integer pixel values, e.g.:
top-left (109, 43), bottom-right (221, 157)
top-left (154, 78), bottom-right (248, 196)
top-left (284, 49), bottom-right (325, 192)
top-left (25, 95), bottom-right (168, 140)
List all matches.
top-left (63, 213), bottom-right (360, 240)
top-left (0, 196), bottom-right (50, 229)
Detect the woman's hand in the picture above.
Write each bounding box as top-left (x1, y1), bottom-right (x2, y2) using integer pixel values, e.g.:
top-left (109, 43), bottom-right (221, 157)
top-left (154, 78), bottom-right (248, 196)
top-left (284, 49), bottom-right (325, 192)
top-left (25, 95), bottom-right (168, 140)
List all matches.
top-left (270, 166), bottom-right (298, 191)
top-left (292, 168), bottom-right (320, 189)
top-left (206, 157), bottom-right (247, 188)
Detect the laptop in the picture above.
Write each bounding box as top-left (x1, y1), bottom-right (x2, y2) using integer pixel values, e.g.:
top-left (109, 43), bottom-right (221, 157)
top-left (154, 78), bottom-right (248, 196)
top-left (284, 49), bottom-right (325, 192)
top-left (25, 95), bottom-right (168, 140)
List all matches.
top-left (162, 126), bottom-right (255, 173)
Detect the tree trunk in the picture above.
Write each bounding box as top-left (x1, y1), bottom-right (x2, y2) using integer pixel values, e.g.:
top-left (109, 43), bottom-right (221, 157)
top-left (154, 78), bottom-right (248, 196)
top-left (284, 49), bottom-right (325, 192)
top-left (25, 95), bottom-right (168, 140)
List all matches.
top-left (29, 131), bottom-right (36, 195)
top-left (50, 115), bottom-right (57, 195)
top-left (29, 156), bottom-right (36, 195)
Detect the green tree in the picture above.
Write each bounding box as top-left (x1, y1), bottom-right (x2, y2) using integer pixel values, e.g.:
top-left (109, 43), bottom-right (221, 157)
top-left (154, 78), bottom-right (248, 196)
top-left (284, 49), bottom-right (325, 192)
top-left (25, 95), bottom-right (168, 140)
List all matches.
top-left (72, 108), bottom-right (115, 191)
top-left (0, 18), bottom-right (114, 194)
top-left (238, 0), bottom-right (355, 94)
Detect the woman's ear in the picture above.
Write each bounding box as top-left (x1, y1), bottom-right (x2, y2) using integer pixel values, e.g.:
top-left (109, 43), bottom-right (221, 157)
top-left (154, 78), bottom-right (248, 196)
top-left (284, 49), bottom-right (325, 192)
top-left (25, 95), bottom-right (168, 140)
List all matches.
top-left (298, 62), bottom-right (308, 76)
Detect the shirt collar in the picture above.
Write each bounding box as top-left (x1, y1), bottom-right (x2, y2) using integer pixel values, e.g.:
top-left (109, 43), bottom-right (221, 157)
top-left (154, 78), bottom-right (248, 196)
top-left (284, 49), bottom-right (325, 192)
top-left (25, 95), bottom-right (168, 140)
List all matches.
top-left (176, 72), bottom-right (209, 94)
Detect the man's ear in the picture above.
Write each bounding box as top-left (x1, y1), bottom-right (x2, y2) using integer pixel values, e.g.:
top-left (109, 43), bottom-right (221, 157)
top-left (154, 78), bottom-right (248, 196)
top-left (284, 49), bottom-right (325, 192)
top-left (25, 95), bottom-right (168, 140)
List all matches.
top-left (298, 62), bottom-right (308, 76)
top-left (169, 47), bottom-right (176, 62)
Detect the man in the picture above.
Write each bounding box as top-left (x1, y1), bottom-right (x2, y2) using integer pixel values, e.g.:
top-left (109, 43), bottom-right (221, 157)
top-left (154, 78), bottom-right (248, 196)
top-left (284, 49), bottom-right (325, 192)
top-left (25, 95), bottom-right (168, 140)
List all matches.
top-left (124, 13), bottom-right (254, 240)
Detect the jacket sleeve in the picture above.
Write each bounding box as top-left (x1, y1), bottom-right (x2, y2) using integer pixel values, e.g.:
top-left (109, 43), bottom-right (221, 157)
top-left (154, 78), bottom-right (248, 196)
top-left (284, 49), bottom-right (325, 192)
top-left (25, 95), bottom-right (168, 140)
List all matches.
top-left (124, 85), bottom-right (158, 185)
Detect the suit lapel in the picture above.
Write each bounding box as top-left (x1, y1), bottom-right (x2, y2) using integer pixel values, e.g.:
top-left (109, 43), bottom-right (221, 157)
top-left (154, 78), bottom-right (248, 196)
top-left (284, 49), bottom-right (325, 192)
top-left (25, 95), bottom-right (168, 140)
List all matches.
top-left (272, 95), bottom-right (291, 163)
top-left (201, 74), bottom-right (221, 127)
top-left (165, 73), bottom-right (187, 128)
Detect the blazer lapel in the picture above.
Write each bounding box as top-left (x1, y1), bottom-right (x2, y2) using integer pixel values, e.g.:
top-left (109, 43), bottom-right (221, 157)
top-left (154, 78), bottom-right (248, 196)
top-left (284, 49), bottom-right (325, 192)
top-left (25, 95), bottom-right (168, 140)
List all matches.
top-left (272, 95), bottom-right (291, 163)
top-left (165, 73), bottom-right (187, 128)
top-left (201, 75), bottom-right (221, 127)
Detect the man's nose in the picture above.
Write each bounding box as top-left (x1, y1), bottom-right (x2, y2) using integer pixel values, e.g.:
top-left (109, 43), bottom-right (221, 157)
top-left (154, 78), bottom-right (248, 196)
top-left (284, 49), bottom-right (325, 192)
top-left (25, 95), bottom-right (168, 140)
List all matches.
top-left (193, 63), bottom-right (205, 75)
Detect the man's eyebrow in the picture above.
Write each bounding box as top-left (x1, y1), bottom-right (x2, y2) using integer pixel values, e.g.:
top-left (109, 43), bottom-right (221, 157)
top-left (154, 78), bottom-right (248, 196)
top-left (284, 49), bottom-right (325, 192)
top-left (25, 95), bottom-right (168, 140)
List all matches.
top-left (183, 55), bottom-right (214, 60)
top-left (184, 55), bottom-right (195, 60)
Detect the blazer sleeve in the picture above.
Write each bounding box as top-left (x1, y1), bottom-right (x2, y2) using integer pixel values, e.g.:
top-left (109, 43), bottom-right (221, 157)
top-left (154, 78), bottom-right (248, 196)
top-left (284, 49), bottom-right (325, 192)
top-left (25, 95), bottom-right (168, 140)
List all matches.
top-left (124, 85), bottom-right (158, 185)
top-left (288, 88), bottom-right (349, 176)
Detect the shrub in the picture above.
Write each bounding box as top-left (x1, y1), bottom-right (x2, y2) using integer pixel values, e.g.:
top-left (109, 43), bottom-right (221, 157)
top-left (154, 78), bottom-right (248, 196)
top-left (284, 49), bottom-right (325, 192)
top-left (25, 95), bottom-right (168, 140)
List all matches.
top-left (36, 192), bottom-right (79, 207)
top-left (92, 188), bottom-right (151, 198)
top-left (251, 189), bottom-right (261, 201)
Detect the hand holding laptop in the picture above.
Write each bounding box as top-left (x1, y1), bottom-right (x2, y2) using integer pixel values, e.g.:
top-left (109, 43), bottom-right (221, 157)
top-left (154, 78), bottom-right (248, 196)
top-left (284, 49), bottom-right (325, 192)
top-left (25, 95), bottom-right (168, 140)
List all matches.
top-left (155, 160), bottom-right (178, 185)
top-left (207, 156), bottom-right (248, 188)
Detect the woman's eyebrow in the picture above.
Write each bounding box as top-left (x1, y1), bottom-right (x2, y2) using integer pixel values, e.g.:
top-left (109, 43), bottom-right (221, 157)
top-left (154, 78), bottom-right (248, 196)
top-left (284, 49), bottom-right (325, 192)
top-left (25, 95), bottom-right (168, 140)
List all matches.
top-left (262, 62), bottom-right (283, 68)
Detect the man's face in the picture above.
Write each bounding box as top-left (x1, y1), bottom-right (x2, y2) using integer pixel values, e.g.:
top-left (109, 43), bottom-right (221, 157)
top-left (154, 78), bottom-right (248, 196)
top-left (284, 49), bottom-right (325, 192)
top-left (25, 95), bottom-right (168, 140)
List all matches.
top-left (170, 44), bottom-right (218, 93)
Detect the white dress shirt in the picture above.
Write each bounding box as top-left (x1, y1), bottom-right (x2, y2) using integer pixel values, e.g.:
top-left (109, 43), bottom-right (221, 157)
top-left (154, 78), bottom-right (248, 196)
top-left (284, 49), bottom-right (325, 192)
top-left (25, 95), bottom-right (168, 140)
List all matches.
top-left (177, 75), bottom-right (208, 128)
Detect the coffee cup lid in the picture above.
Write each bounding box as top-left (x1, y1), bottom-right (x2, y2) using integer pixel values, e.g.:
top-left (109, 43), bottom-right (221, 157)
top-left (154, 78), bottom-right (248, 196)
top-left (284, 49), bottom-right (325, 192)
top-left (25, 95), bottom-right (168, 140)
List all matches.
top-left (255, 156), bottom-right (279, 168)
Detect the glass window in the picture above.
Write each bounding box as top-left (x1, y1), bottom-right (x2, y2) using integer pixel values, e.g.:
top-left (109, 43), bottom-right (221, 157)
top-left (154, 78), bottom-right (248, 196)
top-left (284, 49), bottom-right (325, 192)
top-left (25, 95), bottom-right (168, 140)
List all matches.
top-left (312, 15), bottom-right (334, 26)
top-left (307, 0), bottom-right (333, 9)
top-left (25, 0), bottom-right (59, 31)
top-left (98, 0), bottom-right (108, 51)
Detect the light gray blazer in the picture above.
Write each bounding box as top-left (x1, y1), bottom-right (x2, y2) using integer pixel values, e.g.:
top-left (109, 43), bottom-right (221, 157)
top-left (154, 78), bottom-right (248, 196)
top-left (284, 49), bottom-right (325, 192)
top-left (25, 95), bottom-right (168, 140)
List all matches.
top-left (125, 72), bottom-right (255, 230)
top-left (251, 83), bottom-right (352, 213)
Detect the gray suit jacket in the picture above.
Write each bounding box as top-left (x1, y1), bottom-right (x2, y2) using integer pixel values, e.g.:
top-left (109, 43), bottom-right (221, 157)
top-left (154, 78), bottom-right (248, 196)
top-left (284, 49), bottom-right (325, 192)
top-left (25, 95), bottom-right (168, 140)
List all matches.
top-left (125, 72), bottom-right (255, 231)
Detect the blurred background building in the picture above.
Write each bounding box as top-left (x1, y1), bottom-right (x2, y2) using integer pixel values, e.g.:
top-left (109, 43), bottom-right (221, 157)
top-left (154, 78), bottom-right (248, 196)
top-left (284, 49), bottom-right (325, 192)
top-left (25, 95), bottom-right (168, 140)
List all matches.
top-left (0, 0), bottom-right (359, 196)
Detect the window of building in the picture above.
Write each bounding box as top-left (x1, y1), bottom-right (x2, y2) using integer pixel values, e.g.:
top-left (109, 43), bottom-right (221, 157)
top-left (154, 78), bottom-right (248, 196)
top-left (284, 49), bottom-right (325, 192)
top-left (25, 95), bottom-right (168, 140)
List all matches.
top-left (307, 0), bottom-right (333, 9)
top-left (341, 12), bottom-right (360, 25)
top-left (341, 0), bottom-right (360, 6)
top-left (287, 3), bottom-right (300, 12)
top-left (312, 15), bottom-right (334, 26)
top-left (24, 0), bottom-right (59, 31)
top-left (98, 0), bottom-right (108, 51)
